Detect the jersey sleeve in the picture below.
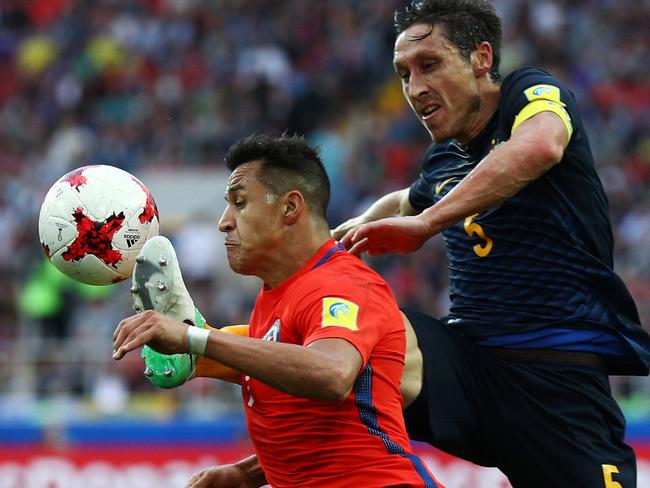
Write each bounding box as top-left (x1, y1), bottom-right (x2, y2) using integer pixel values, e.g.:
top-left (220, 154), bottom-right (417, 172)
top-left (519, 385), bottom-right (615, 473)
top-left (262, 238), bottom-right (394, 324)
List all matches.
top-left (409, 174), bottom-right (435, 212)
top-left (292, 282), bottom-right (391, 366)
top-left (408, 142), bottom-right (464, 211)
top-left (408, 145), bottom-right (437, 211)
top-left (501, 68), bottom-right (576, 144)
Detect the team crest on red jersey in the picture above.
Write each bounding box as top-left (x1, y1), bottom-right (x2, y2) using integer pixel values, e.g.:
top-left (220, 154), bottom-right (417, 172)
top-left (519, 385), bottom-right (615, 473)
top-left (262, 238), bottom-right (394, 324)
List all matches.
top-left (262, 319), bottom-right (280, 342)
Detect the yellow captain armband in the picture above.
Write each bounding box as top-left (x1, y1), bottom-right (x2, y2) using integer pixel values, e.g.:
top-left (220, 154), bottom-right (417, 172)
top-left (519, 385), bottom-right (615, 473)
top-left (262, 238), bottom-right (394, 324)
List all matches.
top-left (512, 99), bottom-right (573, 145)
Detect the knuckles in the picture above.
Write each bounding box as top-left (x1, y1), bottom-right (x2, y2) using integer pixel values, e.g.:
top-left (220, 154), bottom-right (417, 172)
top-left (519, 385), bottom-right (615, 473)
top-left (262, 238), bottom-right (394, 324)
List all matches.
top-left (141, 309), bottom-right (158, 320)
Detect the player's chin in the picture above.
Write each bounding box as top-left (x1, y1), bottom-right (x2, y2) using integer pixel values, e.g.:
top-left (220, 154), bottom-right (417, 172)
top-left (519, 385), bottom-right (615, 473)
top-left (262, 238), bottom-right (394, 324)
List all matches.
top-left (421, 116), bottom-right (451, 142)
top-left (225, 250), bottom-right (249, 275)
top-left (425, 124), bottom-right (448, 143)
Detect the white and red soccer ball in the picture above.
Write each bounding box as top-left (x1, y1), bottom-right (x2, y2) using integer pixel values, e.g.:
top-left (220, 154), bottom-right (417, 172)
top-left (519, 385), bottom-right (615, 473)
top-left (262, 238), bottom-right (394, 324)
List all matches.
top-left (38, 165), bottom-right (160, 285)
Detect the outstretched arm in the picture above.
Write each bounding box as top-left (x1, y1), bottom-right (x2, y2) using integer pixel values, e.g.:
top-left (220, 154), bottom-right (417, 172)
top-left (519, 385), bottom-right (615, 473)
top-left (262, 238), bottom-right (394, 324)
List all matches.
top-left (113, 311), bottom-right (363, 402)
top-left (331, 188), bottom-right (417, 240)
top-left (343, 111), bottom-right (569, 256)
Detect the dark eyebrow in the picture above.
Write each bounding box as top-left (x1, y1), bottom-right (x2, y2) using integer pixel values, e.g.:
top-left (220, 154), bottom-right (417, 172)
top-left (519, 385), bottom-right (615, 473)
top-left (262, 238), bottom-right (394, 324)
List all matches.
top-left (224, 184), bottom-right (245, 200)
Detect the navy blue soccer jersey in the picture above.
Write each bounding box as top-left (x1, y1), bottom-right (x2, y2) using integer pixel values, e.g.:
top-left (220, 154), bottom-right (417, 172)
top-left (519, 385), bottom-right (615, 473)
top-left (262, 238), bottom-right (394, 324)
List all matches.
top-left (409, 67), bottom-right (650, 375)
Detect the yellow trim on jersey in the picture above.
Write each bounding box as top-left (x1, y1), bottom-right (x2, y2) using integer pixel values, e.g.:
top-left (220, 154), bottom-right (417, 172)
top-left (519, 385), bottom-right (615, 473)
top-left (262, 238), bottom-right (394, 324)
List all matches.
top-left (321, 297), bottom-right (359, 330)
top-left (512, 99), bottom-right (573, 144)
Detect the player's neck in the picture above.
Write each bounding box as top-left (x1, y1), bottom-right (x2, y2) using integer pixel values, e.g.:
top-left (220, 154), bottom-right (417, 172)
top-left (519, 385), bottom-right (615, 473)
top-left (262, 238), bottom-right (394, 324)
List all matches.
top-left (457, 83), bottom-right (500, 145)
top-left (260, 225), bottom-right (331, 289)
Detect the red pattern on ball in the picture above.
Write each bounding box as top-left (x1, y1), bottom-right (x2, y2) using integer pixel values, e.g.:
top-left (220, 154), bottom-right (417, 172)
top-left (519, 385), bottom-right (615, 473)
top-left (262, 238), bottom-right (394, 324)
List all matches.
top-left (62, 166), bottom-right (90, 191)
top-left (62, 208), bottom-right (125, 267)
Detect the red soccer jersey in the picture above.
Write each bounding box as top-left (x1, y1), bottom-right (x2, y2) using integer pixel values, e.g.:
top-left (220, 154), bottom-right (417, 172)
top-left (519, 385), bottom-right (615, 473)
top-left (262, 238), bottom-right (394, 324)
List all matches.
top-left (243, 240), bottom-right (441, 488)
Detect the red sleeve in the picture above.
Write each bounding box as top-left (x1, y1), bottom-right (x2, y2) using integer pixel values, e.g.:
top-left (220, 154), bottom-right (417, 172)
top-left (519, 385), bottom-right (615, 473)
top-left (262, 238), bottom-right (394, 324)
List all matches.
top-left (292, 281), bottom-right (389, 367)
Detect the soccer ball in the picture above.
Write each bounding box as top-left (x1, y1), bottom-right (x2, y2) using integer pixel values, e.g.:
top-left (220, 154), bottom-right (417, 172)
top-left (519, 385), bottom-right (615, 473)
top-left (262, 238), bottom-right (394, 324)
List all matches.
top-left (38, 165), bottom-right (160, 285)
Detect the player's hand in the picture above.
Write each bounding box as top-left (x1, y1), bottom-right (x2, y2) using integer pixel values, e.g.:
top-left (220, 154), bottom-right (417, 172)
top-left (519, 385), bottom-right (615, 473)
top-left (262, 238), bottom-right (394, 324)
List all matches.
top-left (185, 465), bottom-right (257, 488)
top-left (112, 310), bottom-right (189, 360)
top-left (331, 215), bottom-right (368, 241)
top-left (341, 215), bottom-right (432, 256)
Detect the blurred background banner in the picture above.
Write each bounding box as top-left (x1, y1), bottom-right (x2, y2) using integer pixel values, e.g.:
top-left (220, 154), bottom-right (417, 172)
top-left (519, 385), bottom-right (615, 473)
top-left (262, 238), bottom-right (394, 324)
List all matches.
top-left (0, 0), bottom-right (649, 487)
top-left (0, 437), bottom-right (649, 487)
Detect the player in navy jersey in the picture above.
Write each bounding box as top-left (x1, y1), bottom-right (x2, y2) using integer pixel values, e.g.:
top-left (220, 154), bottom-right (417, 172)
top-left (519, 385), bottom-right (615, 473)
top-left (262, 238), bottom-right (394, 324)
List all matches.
top-left (336, 0), bottom-right (650, 486)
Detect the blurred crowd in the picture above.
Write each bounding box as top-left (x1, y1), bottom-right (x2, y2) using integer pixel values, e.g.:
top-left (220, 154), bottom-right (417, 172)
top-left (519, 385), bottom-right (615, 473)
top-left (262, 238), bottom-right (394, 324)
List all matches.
top-left (1, 0), bottom-right (649, 425)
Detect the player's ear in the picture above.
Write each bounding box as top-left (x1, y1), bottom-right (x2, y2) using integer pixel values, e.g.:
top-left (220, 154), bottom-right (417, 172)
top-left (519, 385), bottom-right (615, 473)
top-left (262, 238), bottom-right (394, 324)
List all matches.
top-left (471, 41), bottom-right (493, 78)
top-left (282, 190), bottom-right (304, 225)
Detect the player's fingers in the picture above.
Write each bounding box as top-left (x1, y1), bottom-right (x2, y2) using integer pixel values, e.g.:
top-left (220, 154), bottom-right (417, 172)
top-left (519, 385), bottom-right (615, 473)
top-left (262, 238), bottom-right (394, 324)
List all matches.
top-left (339, 228), bottom-right (355, 248)
top-left (185, 471), bottom-right (208, 488)
top-left (347, 237), bottom-right (369, 257)
top-left (113, 310), bottom-right (156, 348)
top-left (342, 221), bottom-right (370, 248)
top-left (112, 311), bottom-right (147, 342)
top-left (331, 219), bottom-right (354, 240)
top-left (112, 317), bottom-right (127, 342)
top-left (113, 322), bottom-right (154, 360)
top-left (114, 327), bottom-right (154, 359)
top-left (184, 473), bottom-right (200, 487)
top-left (112, 315), bottom-right (139, 350)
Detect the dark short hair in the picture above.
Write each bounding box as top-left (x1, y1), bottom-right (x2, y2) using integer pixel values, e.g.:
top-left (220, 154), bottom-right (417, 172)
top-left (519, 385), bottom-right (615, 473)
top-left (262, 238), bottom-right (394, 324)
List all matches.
top-left (225, 134), bottom-right (330, 218)
top-left (394, 0), bottom-right (502, 81)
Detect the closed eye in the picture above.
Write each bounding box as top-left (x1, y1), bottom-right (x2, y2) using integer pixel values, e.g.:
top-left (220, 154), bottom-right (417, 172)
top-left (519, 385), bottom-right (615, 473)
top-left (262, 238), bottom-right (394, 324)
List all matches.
top-left (421, 60), bottom-right (437, 72)
top-left (397, 70), bottom-right (410, 82)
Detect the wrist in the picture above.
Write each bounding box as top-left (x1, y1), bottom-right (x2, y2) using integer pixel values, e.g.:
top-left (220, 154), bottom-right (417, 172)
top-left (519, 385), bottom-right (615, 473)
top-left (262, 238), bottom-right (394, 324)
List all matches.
top-left (415, 212), bottom-right (438, 237)
top-left (187, 326), bottom-right (210, 355)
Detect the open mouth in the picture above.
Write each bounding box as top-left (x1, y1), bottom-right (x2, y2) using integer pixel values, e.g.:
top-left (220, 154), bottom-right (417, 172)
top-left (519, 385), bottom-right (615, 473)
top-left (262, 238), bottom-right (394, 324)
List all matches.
top-left (421, 104), bottom-right (440, 120)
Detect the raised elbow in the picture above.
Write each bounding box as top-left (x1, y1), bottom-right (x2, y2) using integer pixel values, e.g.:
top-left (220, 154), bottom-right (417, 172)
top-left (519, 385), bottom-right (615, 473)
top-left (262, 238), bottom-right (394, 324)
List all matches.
top-left (523, 137), bottom-right (564, 177)
top-left (317, 367), bottom-right (355, 403)
top-left (515, 111), bottom-right (568, 171)
top-left (540, 138), bottom-right (565, 165)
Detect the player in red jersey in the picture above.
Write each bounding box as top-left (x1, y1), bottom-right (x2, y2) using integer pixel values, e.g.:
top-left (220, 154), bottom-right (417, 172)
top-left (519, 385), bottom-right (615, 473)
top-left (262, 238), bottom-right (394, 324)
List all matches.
top-left (112, 134), bottom-right (441, 488)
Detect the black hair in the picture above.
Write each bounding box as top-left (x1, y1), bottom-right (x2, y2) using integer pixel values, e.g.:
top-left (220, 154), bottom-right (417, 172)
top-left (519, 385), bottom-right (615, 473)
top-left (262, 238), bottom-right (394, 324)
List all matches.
top-left (225, 134), bottom-right (330, 218)
top-left (394, 0), bottom-right (502, 81)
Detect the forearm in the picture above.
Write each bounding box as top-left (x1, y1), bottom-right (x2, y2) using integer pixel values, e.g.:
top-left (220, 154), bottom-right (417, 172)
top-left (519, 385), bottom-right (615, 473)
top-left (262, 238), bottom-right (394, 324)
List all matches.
top-left (113, 313), bottom-right (358, 401)
top-left (362, 188), bottom-right (417, 221)
top-left (333, 188), bottom-right (417, 240)
top-left (419, 121), bottom-right (562, 235)
top-left (194, 324), bottom-right (249, 383)
top-left (202, 333), bottom-right (355, 401)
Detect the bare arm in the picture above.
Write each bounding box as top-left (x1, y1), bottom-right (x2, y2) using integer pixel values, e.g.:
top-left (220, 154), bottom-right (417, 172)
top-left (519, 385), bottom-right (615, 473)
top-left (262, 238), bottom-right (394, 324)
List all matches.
top-left (194, 324), bottom-right (249, 384)
top-left (343, 111), bottom-right (569, 255)
top-left (417, 111), bottom-right (568, 236)
top-left (331, 188), bottom-right (417, 240)
top-left (203, 330), bottom-right (362, 402)
top-left (113, 311), bottom-right (362, 402)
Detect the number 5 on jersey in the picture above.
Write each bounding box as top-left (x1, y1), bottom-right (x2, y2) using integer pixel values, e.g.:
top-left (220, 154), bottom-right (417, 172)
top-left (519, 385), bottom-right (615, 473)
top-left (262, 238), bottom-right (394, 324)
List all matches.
top-left (602, 464), bottom-right (623, 488)
top-left (464, 213), bottom-right (493, 257)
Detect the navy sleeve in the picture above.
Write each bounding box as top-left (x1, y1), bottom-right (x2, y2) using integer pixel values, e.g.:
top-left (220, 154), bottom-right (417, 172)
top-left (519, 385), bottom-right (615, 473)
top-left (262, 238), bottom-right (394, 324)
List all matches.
top-left (408, 144), bottom-right (438, 212)
top-left (500, 67), bottom-right (579, 138)
top-left (409, 174), bottom-right (434, 212)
